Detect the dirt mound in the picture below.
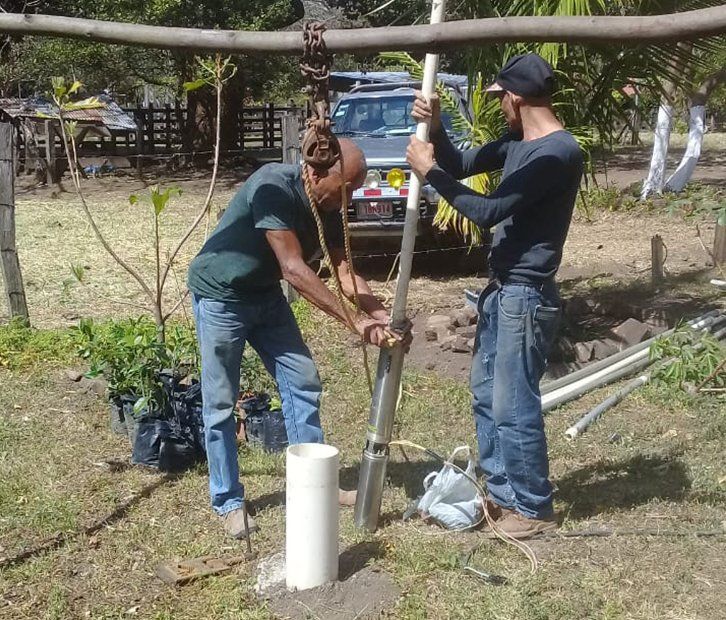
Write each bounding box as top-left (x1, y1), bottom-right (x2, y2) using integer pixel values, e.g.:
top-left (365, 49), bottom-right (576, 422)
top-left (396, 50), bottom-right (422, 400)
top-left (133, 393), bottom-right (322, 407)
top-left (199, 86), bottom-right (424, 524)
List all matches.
top-left (262, 564), bottom-right (401, 620)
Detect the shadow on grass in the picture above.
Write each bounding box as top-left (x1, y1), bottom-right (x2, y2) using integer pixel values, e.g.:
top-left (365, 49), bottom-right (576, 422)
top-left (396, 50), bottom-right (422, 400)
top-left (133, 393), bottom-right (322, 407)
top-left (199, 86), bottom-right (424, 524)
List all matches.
top-left (340, 459), bottom-right (440, 503)
top-left (555, 453), bottom-right (691, 520)
top-left (339, 540), bottom-right (386, 580)
top-left (248, 490), bottom-right (285, 515)
top-left (559, 268), bottom-right (721, 341)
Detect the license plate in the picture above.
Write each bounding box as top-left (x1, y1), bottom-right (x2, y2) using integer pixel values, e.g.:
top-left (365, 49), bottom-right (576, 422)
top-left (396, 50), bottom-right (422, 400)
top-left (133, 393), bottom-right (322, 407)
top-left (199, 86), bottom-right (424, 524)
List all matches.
top-left (357, 201), bottom-right (393, 220)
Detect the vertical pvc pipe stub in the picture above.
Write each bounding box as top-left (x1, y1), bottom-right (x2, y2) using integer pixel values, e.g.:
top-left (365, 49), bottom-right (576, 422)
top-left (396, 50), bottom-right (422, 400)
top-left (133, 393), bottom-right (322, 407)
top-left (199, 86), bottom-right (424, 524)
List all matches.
top-left (286, 443), bottom-right (340, 591)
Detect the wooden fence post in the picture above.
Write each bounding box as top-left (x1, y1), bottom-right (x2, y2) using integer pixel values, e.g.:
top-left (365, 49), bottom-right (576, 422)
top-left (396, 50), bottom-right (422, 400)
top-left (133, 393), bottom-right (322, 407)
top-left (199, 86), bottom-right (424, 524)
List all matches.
top-left (0, 121), bottom-right (30, 324)
top-left (280, 111), bottom-right (301, 304)
top-left (44, 120), bottom-right (56, 185)
top-left (651, 234), bottom-right (665, 284)
top-left (714, 221), bottom-right (726, 267)
top-left (281, 112), bottom-right (301, 166)
top-left (135, 107), bottom-right (144, 177)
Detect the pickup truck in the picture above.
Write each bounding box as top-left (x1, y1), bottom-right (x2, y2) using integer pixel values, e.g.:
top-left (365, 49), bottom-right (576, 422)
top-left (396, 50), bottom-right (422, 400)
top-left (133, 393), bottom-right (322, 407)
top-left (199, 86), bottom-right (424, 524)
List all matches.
top-left (330, 81), bottom-right (487, 267)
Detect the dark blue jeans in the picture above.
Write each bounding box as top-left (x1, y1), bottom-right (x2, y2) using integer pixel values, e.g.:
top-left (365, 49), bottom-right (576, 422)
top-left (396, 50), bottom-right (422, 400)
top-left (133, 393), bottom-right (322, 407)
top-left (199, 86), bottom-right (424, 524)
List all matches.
top-left (192, 292), bottom-right (324, 515)
top-left (470, 282), bottom-right (561, 519)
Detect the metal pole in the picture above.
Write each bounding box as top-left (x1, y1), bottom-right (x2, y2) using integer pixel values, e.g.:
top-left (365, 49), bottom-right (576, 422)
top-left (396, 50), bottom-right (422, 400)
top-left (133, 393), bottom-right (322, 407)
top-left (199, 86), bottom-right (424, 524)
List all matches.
top-left (354, 0), bottom-right (446, 532)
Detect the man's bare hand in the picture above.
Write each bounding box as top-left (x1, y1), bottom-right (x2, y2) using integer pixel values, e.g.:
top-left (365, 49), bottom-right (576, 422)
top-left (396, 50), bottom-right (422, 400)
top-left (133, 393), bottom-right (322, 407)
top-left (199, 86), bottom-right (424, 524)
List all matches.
top-left (387, 318), bottom-right (414, 353)
top-left (411, 91), bottom-right (441, 133)
top-left (407, 136), bottom-right (435, 179)
top-left (354, 316), bottom-right (392, 348)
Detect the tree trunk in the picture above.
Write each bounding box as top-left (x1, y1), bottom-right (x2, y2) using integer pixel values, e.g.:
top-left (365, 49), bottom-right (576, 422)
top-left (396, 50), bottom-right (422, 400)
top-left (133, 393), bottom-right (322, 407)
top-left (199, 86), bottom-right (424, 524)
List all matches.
top-left (0, 122), bottom-right (30, 324)
top-left (663, 104), bottom-right (704, 193)
top-left (714, 222), bottom-right (726, 267)
top-left (664, 66), bottom-right (726, 193)
top-left (641, 101), bottom-right (673, 199)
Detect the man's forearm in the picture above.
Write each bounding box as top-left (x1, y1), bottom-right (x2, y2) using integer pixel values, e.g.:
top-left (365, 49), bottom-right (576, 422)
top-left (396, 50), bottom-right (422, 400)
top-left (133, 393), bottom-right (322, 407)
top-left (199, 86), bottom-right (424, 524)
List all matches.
top-left (347, 274), bottom-right (388, 321)
top-left (282, 261), bottom-right (353, 327)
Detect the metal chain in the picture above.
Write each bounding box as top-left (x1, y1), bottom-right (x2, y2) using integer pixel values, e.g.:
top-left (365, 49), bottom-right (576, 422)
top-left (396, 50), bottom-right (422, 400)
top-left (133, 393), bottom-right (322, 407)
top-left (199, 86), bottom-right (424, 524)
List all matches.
top-left (300, 22), bottom-right (340, 169)
top-left (300, 22), bottom-right (374, 394)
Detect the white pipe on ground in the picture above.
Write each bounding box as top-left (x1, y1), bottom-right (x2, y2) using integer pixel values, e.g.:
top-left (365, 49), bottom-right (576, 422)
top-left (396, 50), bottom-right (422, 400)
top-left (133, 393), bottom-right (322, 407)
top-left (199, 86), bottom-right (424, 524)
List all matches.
top-left (541, 310), bottom-right (719, 396)
top-left (564, 324), bottom-right (726, 439)
top-left (542, 313), bottom-right (723, 411)
top-left (286, 443), bottom-right (339, 591)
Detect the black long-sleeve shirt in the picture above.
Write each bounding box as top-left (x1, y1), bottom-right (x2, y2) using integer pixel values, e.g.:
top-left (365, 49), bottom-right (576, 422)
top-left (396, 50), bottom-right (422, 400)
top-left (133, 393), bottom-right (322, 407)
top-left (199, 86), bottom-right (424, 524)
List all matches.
top-left (425, 126), bottom-right (583, 284)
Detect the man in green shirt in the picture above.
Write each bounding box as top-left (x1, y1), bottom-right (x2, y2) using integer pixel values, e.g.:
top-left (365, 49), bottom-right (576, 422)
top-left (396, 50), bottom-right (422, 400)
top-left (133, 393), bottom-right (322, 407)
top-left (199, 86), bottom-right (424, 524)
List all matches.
top-left (188, 139), bottom-right (399, 539)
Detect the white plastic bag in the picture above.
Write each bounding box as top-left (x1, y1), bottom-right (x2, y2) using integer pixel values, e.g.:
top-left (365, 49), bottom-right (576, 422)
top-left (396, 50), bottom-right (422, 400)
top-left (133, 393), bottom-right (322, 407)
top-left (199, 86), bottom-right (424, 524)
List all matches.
top-left (416, 446), bottom-right (482, 530)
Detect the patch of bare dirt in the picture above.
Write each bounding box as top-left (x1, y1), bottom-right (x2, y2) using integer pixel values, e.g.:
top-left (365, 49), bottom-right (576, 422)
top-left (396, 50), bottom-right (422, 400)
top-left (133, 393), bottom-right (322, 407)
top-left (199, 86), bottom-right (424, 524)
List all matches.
top-left (264, 565), bottom-right (401, 620)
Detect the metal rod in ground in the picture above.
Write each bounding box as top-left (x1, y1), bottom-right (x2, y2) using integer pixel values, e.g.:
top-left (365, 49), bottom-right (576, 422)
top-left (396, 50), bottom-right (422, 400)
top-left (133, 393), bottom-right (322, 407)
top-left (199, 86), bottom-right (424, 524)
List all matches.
top-left (354, 0), bottom-right (446, 533)
top-left (564, 324), bottom-right (726, 439)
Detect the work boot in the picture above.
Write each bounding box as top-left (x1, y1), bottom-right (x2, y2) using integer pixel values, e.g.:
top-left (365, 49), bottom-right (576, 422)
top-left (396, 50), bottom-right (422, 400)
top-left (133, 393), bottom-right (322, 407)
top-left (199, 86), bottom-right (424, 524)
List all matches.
top-left (479, 499), bottom-right (515, 531)
top-left (222, 506), bottom-right (258, 540)
top-left (339, 489), bottom-right (357, 507)
top-left (485, 510), bottom-right (557, 540)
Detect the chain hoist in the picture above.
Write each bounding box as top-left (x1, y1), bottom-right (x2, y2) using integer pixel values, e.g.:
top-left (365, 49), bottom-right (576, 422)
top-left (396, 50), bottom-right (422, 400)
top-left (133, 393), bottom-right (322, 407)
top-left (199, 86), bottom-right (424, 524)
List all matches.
top-left (299, 22), bottom-right (373, 394)
top-left (300, 22), bottom-right (341, 170)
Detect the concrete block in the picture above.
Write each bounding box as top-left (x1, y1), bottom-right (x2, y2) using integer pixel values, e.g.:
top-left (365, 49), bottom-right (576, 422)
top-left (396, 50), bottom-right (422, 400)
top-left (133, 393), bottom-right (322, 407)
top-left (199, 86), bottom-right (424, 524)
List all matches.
top-left (451, 336), bottom-right (472, 353)
top-left (575, 341), bottom-right (595, 364)
top-left (455, 325), bottom-right (477, 339)
top-left (609, 318), bottom-right (651, 349)
top-left (591, 338), bottom-right (619, 361)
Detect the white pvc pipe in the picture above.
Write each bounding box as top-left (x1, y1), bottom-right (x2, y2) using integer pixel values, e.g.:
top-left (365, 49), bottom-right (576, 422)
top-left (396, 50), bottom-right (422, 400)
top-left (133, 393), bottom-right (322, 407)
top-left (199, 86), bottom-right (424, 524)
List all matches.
top-left (542, 314), bottom-right (722, 411)
top-left (286, 443), bottom-right (339, 591)
top-left (391, 0), bottom-right (445, 325)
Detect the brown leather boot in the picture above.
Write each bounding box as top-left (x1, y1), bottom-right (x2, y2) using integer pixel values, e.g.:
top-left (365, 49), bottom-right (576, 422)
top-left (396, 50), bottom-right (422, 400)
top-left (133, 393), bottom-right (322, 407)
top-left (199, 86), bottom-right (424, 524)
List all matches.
top-left (221, 506), bottom-right (258, 539)
top-left (485, 510), bottom-right (557, 540)
top-left (479, 499), bottom-right (515, 530)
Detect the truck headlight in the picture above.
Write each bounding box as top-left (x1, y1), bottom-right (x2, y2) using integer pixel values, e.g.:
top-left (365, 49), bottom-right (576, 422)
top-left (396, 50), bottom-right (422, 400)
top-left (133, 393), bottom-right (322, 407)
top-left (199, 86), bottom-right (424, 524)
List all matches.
top-left (386, 168), bottom-right (406, 189)
top-left (364, 170), bottom-right (382, 189)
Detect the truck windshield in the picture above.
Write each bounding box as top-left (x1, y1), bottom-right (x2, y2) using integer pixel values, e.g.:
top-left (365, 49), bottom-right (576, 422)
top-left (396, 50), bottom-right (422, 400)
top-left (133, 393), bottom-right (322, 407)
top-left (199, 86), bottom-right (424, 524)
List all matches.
top-left (332, 95), bottom-right (456, 136)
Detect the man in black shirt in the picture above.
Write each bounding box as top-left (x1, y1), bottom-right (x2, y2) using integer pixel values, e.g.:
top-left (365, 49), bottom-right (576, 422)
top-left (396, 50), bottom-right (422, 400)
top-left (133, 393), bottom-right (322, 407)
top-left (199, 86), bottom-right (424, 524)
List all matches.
top-left (407, 54), bottom-right (583, 539)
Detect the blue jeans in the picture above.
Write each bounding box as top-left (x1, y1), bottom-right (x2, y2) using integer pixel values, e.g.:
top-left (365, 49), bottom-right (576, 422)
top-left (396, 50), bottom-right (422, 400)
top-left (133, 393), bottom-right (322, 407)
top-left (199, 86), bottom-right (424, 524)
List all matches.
top-left (192, 291), bottom-right (323, 515)
top-left (470, 282), bottom-right (561, 519)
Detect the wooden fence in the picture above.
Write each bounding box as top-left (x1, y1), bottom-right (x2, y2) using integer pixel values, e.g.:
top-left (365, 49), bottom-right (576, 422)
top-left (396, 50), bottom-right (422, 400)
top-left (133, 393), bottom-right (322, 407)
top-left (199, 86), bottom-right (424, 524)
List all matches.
top-left (126, 103), bottom-right (303, 156)
top-left (13, 103), bottom-right (306, 175)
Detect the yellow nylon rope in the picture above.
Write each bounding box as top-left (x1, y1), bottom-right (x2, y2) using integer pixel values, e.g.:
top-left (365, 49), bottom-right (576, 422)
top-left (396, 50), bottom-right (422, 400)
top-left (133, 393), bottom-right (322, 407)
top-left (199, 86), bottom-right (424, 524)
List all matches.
top-left (302, 162), bottom-right (373, 395)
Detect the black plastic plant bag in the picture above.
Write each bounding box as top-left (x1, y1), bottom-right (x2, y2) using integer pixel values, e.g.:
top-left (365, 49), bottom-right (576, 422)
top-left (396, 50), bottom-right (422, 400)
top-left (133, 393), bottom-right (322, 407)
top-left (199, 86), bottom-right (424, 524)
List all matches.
top-left (262, 408), bottom-right (288, 453)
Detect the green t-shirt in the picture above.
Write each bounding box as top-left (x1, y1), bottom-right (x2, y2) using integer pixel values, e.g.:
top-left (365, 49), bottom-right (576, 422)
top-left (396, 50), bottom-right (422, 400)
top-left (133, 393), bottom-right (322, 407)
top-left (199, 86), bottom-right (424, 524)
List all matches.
top-left (187, 163), bottom-right (344, 300)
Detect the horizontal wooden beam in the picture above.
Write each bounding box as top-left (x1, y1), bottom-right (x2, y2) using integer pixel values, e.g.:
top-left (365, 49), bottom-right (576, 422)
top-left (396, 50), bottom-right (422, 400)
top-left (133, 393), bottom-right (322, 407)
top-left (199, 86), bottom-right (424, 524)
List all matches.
top-left (0, 8), bottom-right (725, 56)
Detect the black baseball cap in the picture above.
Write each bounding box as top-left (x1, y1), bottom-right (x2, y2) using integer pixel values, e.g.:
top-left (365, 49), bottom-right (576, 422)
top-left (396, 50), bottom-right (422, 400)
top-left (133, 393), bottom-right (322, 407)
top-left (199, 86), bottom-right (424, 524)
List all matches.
top-left (486, 53), bottom-right (555, 98)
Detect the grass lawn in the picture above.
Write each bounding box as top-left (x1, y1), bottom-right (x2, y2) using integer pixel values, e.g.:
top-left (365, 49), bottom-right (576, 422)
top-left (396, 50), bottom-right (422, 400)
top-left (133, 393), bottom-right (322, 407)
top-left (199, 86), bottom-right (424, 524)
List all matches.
top-left (1, 144), bottom-right (725, 619)
top-left (1, 304), bottom-right (724, 619)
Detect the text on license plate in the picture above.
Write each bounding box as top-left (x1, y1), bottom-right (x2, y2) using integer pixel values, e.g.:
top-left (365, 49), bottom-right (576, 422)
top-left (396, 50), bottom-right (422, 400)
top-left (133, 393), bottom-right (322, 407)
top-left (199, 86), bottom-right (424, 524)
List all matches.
top-left (357, 201), bottom-right (393, 220)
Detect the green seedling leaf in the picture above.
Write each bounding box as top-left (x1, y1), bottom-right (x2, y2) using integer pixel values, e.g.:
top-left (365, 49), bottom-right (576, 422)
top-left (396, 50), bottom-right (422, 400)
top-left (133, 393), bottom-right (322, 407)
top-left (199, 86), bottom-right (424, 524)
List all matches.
top-left (133, 396), bottom-right (149, 416)
top-left (64, 120), bottom-right (78, 137)
top-left (63, 97), bottom-right (103, 112)
top-left (183, 79), bottom-right (207, 92)
top-left (51, 76), bottom-right (67, 101)
top-left (70, 263), bottom-right (86, 283)
top-left (129, 194), bottom-right (139, 206)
